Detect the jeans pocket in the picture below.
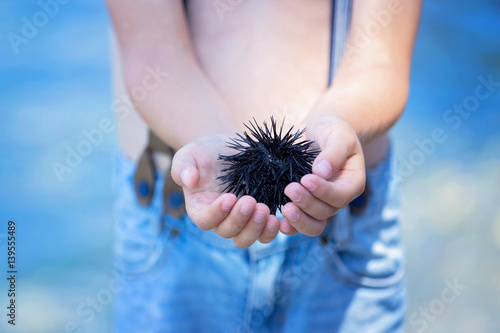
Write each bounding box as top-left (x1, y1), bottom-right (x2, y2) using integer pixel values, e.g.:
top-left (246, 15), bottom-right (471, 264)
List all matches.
top-left (112, 148), bottom-right (180, 278)
top-left (325, 216), bottom-right (405, 289)
top-left (324, 155), bottom-right (405, 289)
top-left (113, 201), bottom-right (178, 277)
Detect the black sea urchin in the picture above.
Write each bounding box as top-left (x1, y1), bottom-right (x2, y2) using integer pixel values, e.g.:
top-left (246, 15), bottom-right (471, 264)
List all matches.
top-left (217, 117), bottom-right (320, 214)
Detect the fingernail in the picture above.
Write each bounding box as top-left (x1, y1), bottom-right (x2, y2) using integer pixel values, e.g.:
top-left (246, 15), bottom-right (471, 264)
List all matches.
top-left (222, 199), bottom-right (233, 212)
top-left (180, 169), bottom-right (190, 187)
top-left (267, 221), bottom-right (278, 232)
top-left (281, 220), bottom-right (292, 233)
top-left (240, 204), bottom-right (253, 216)
top-left (303, 180), bottom-right (317, 192)
top-left (288, 188), bottom-right (302, 202)
top-left (287, 210), bottom-right (299, 222)
top-left (316, 160), bottom-right (331, 179)
top-left (254, 210), bottom-right (267, 223)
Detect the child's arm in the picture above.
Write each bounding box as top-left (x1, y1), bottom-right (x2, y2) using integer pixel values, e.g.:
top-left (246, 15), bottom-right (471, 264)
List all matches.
top-left (311, 0), bottom-right (422, 145)
top-left (281, 0), bottom-right (422, 236)
top-left (107, 0), bottom-right (237, 149)
top-left (107, 0), bottom-right (279, 247)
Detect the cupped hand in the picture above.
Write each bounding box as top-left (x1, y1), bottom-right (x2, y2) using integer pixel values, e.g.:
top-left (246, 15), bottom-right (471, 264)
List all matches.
top-left (279, 115), bottom-right (366, 236)
top-left (171, 134), bottom-right (280, 248)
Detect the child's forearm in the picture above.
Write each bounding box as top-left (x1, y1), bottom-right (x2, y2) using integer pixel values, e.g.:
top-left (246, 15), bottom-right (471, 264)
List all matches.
top-left (108, 0), bottom-right (238, 149)
top-left (308, 62), bottom-right (410, 146)
top-left (122, 52), bottom-right (238, 149)
top-left (306, 0), bottom-right (422, 146)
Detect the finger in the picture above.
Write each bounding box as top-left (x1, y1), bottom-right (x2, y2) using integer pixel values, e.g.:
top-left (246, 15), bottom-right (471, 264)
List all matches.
top-left (301, 166), bottom-right (365, 209)
top-left (258, 215), bottom-right (280, 244)
top-left (279, 216), bottom-right (299, 236)
top-left (312, 133), bottom-right (354, 180)
top-left (185, 192), bottom-right (237, 231)
top-left (282, 202), bottom-right (326, 237)
top-left (212, 195), bottom-right (257, 238)
top-left (171, 146), bottom-right (200, 188)
top-left (232, 203), bottom-right (269, 248)
top-left (284, 182), bottom-right (338, 221)
top-left (304, 137), bottom-right (365, 208)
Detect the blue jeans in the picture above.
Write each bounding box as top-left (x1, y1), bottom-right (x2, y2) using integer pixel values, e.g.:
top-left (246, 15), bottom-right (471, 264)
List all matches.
top-left (112, 147), bottom-right (407, 333)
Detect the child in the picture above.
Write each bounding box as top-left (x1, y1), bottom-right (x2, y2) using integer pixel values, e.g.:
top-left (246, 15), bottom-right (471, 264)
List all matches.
top-left (107, 0), bottom-right (421, 331)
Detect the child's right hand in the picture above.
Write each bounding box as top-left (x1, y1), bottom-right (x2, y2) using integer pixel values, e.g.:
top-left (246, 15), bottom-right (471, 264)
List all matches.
top-left (171, 134), bottom-right (280, 248)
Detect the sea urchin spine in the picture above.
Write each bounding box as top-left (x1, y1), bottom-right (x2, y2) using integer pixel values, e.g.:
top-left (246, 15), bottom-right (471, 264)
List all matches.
top-left (217, 117), bottom-right (320, 214)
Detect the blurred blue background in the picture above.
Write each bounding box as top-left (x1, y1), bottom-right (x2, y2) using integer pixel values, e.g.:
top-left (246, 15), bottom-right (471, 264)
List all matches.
top-left (0, 1), bottom-right (499, 332)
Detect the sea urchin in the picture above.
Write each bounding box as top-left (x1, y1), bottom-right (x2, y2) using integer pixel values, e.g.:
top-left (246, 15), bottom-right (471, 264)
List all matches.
top-left (217, 117), bottom-right (320, 214)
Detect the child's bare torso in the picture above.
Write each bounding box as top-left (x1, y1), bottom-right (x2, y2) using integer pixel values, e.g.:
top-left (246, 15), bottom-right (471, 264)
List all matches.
top-left (115, 0), bottom-right (388, 167)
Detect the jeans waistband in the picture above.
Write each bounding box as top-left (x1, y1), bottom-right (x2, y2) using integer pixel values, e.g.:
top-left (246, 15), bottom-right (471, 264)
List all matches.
top-left (162, 207), bottom-right (336, 260)
top-left (113, 148), bottom-right (331, 259)
top-left (113, 143), bottom-right (393, 259)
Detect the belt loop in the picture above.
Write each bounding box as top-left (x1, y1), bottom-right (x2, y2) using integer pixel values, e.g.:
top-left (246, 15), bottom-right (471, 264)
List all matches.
top-left (349, 181), bottom-right (370, 215)
top-left (162, 145), bottom-right (186, 219)
top-left (133, 141), bottom-right (156, 206)
top-left (133, 131), bottom-right (186, 218)
top-left (149, 131), bottom-right (186, 218)
top-left (133, 130), bottom-right (187, 236)
top-left (331, 208), bottom-right (351, 249)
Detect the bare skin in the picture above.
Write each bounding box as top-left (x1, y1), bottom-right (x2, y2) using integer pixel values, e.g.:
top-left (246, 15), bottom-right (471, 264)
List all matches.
top-left (107, 0), bottom-right (421, 248)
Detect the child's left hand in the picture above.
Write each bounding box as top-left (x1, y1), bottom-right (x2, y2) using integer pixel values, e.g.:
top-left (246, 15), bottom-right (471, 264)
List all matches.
top-left (279, 114), bottom-right (366, 236)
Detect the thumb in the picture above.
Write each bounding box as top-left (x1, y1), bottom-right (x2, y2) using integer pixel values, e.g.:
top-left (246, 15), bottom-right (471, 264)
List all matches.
top-left (171, 147), bottom-right (200, 189)
top-left (311, 133), bottom-right (352, 180)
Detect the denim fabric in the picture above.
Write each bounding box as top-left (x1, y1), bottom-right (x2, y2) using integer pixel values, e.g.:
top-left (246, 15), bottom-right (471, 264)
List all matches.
top-left (112, 147), bottom-right (406, 333)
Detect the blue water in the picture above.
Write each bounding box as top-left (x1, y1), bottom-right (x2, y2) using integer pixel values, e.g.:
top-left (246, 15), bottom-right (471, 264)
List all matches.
top-left (0, 1), bottom-right (499, 332)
